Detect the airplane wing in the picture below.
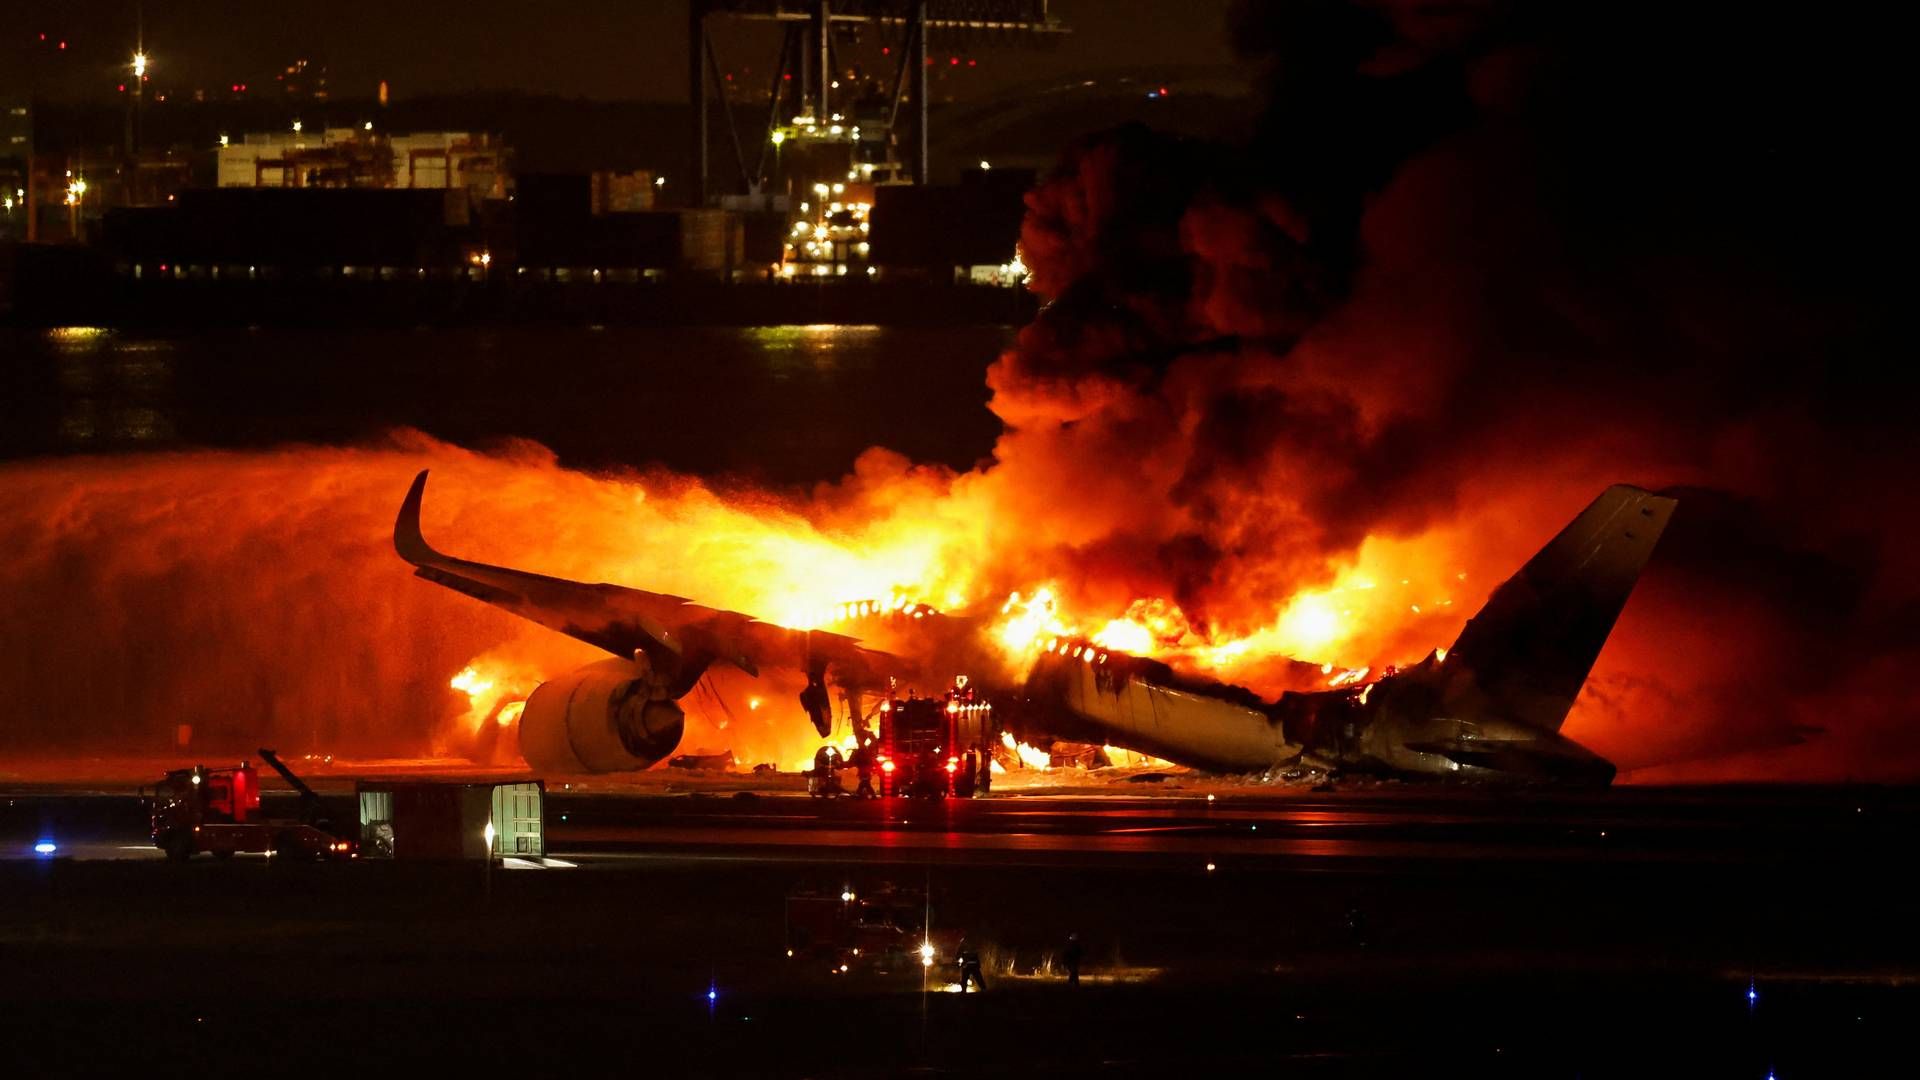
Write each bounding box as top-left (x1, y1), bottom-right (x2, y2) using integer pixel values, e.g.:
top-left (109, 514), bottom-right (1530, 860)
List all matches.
top-left (393, 470), bottom-right (891, 695)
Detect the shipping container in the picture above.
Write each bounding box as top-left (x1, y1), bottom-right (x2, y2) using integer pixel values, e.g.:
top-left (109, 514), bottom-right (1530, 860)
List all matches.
top-left (356, 780), bottom-right (544, 860)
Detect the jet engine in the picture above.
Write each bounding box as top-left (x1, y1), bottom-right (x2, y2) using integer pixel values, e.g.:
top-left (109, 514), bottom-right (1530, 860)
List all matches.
top-left (518, 658), bottom-right (685, 773)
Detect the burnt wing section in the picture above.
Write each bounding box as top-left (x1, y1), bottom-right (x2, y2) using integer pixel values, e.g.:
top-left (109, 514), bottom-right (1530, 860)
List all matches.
top-left (393, 470), bottom-right (894, 693)
top-left (1447, 485), bottom-right (1677, 734)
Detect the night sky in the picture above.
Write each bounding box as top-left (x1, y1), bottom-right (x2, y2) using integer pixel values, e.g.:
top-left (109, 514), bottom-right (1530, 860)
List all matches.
top-left (4, 1), bottom-right (1240, 103)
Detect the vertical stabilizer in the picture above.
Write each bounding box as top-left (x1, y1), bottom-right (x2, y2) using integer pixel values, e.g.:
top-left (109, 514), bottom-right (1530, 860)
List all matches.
top-left (1448, 486), bottom-right (1677, 733)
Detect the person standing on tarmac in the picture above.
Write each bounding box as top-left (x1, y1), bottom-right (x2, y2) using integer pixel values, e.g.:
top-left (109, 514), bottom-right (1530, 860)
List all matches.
top-left (956, 938), bottom-right (986, 992)
top-left (960, 750), bottom-right (978, 798)
top-left (1062, 932), bottom-right (1084, 987)
top-left (853, 742), bottom-right (875, 799)
top-left (975, 744), bottom-right (992, 796)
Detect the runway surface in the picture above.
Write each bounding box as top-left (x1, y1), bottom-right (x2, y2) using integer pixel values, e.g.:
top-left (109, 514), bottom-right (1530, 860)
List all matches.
top-left (3, 782), bottom-right (1916, 1076)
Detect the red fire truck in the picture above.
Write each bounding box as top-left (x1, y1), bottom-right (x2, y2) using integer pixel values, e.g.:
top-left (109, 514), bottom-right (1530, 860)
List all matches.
top-left (149, 748), bottom-right (355, 861)
top-left (874, 678), bottom-right (994, 799)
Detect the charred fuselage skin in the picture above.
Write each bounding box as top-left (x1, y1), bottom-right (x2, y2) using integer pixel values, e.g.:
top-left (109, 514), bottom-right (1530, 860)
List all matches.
top-left (1272, 658), bottom-right (1617, 784)
top-left (1014, 486), bottom-right (1675, 785)
top-left (1023, 647), bottom-right (1615, 784)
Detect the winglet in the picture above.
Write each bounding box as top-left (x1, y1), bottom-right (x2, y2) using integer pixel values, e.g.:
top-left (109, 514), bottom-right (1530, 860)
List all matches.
top-left (394, 469), bottom-right (443, 568)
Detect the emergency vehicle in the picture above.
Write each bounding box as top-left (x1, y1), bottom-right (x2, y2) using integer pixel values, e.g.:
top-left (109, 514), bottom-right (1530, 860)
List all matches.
top-left (874, 678), bottom-right (993, 798)
top-left (149, 748), bottom-right (355, 861)
top-left (784, 882), bottom-right (962, 976)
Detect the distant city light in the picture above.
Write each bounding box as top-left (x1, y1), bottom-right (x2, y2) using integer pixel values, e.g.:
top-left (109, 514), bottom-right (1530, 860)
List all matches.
top-left (769, 131), bottom-right (785, 146)
top-left (654, 176), bottom-right (666, 187)
top-left (292, 120), bottom-right (303, 133)
top-left (218, 134), bottom-right (229, 147)
top-left (132, 52), bottom-right (148, 79)
top-left (33, 841), bottom-right (57, 855)
top-left (979, 160), bottom-right (990, 170)
top-left (364, 121), bottom-right (373, 131)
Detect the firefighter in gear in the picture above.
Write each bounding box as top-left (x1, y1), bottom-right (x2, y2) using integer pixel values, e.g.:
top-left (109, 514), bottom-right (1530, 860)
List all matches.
top-left (1062, 933), bottom-right (1084, 987)
top-left (956, 938), bottom-right (986, 992)
top-left (975, 744), bottom-right (992, 796)
top-left (810, 745), bottom-right (842, 797)
top-left (852, 741), bottom-right (876, 799)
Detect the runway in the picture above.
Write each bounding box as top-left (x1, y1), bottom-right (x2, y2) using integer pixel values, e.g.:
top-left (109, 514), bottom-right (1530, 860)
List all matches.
top-left (9, 782), bottom-right (1903, 867)
top-left (3, 782), bottom-right (1915, 1076)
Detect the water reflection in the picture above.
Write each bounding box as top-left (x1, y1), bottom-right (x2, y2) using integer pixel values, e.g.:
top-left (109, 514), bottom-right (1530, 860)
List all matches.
top-left (48, 328), bottom-right (179, 447)
top-left (744, 325), bottom-right (886, 379)
top-left (5, 324), bottom-right (1009, 481)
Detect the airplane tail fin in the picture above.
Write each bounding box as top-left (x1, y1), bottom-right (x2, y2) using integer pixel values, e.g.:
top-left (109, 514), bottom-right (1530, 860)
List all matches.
top-left (1447, 485), bottom-right (1677, 733)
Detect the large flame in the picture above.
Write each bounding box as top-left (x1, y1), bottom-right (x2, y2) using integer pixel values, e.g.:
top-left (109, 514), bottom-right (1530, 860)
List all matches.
top-left (2, 5), bottom-right (1908, 785)
top-left (0, 430), bottom-right (1755, 775)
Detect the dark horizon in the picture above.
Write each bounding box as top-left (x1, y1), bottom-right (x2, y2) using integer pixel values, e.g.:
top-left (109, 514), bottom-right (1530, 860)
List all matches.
top-left (5, 0), bottom-right (1238, 105)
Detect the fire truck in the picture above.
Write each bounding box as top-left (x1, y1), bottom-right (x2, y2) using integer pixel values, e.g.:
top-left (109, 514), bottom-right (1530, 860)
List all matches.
top-left (874, 678), bottom-right (994, 798)
top-left (149, 748), bottom-right (355, 861)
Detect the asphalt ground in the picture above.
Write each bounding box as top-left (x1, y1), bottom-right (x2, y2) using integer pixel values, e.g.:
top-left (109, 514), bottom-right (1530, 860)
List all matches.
top-left (2, 783), bottom-right (1916, 1076)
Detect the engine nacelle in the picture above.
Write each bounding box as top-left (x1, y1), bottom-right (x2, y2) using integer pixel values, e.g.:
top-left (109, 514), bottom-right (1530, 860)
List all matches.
top-left (518, 658), bottom-right (685, 773)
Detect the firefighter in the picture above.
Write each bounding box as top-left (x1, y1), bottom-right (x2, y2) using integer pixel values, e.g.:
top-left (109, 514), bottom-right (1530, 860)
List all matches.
top-left (1062, 932), bottom-right (1083, 987)
top-left (960, 750), bottom-right (977, 799)
top-left (975, 744), bottom-right (992, 796)
top-left (853, 742), bottom-right (875, 799)
top-left (955, 938), bottom-right (986, 992)
top-left (812, 745), bottom-right (840, 797)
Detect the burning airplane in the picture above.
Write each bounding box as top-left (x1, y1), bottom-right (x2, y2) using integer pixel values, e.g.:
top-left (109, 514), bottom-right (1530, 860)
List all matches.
top-left (396, 470), bottom-right (1672, 784)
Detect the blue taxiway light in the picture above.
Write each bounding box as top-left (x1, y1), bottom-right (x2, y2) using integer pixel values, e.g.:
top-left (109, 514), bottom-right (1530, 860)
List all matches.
top-left (707, 989), bottom-right (717, 1002)
top-left (33, 841), bottom-right (57, 855)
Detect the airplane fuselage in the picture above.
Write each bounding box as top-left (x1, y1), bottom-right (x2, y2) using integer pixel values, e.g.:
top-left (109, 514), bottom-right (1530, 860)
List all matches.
top-left (1019, 649), bottom-right (1617, 784)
